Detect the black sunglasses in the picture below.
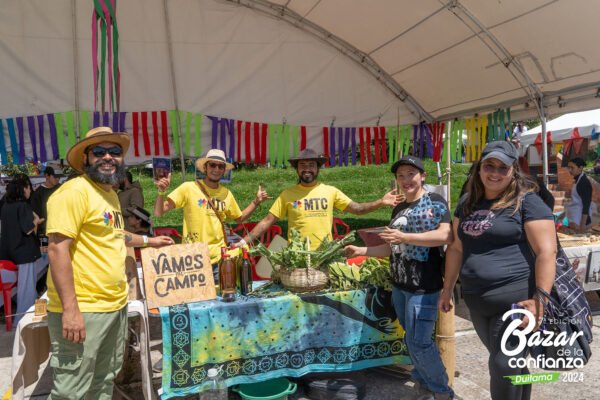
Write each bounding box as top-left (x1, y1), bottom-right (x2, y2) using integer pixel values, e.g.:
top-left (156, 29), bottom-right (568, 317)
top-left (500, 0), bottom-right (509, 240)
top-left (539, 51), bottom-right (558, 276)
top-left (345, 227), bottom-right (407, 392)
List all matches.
top-left (206, 162), bottom-right (226, 170)
top-left (89, 146), bottom-right (123, 158)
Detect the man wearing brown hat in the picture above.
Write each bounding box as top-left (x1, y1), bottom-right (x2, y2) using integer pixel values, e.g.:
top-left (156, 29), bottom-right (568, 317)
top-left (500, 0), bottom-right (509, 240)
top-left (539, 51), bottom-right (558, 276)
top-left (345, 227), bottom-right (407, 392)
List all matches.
top-left (45, 127), bottom-right (174, 399)
top-left (239, 148), bottom-right (400, 250)
top-left (154, 148), bottom-right (268, 268)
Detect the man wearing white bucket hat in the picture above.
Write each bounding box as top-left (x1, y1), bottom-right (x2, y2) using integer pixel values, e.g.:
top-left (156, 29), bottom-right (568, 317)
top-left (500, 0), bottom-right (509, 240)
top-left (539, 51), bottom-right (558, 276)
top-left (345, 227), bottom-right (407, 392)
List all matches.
top-left (154, 149), bottom-right (268, 269)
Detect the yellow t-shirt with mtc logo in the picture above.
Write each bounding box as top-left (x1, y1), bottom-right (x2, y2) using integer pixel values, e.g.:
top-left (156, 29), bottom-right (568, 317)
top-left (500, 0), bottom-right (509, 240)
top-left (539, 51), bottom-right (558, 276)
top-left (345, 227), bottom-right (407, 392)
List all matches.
top-left (269, 183), bottom-right (352, 249)
top-left (46, 176), bottom-right (128, 313)
top-left (168, 181), bottom-right (242, 264)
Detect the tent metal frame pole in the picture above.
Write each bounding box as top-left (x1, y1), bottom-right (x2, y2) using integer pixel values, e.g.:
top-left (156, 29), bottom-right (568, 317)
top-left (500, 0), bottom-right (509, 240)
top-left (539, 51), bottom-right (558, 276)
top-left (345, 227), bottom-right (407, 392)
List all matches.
top-left (163, 0), bottom-right (187, 182)
top-left (538, 96), bottom-right (549, 185)
top-left (222, 0), bottom-right (433, 123)
top-left (448, 1), bottom-right (543, 104)
top-left (71, 0), bottom-right (81, 140)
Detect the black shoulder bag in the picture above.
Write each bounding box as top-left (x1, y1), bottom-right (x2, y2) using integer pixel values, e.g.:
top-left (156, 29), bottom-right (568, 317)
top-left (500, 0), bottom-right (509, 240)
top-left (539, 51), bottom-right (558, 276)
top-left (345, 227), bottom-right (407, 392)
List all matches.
top-left (522, 206), bottom-right (593, 370)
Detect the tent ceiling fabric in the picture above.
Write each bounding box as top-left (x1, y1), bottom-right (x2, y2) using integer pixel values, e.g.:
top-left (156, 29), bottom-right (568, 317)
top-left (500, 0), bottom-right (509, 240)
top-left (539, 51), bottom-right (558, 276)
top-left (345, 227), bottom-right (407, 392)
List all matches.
top-left (2, 0), bottom-right (600, 128)
top-left (266, 0), bottom-right (600, 121)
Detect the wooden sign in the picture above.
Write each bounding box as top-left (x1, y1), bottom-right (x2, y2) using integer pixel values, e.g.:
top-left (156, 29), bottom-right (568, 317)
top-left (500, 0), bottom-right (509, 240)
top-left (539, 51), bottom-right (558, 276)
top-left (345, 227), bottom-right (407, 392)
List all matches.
top-left (140, 242), bottom-right (216, 308)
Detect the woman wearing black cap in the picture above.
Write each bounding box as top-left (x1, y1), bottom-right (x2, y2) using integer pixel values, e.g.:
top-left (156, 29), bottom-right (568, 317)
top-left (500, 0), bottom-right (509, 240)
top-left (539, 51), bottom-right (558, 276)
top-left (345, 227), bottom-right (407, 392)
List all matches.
top-left (346, 155), bottom-right (454, 400)
top-left (439, 141), bottom-right (556, 400)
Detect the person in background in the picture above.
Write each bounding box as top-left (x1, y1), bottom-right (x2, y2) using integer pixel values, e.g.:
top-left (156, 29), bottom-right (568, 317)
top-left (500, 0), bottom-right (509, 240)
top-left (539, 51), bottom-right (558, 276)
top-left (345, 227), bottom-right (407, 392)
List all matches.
top-left (31, 166), bottom-right (61, 236)
top-left (126, 206), bottom-right (153, 236)
top-left (46, 127), bottom-right (174, 399)
top-left (512, 121), bottom-right (527, 149)
top-left (154, 148), bottom-right (269, 278)
top-left (238, 149), bottom-right (401, 250)
top-left (345, 156), bottom-right (454, 400)
top-left (565, 157), bottom-right (592, 232)
top-left (0, 174), bottom-right (44, 325)
top-left (439, 141), bottom-right (556, 400)
top-left (593, 158), bottom-right (600, 175)
top-left (118, 170), bottom-right (144, 231)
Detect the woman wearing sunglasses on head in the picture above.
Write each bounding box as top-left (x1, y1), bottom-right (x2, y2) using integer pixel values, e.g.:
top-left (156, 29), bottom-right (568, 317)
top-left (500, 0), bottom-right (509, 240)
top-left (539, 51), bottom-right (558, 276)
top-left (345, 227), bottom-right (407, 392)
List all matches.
top-left (154, 149), bottom-right (269, 280)
top-left (439, 141), bottom-right (557, 400)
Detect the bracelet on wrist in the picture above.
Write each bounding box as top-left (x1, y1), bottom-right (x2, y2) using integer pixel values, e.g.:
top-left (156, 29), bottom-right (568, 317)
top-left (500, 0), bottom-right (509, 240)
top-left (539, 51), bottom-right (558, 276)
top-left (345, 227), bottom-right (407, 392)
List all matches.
top-left (158, 191), bottom-right (167, 196)
top-left (142, 235), bottom-right (149, 248)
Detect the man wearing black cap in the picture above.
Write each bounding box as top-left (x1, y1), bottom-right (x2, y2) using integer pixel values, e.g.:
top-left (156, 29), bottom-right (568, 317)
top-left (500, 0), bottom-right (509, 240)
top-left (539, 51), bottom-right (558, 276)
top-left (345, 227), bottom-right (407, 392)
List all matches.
top-left (239, 148), bottom-right (401, 250)
top-left (31, 166), bottom-right (61, 236)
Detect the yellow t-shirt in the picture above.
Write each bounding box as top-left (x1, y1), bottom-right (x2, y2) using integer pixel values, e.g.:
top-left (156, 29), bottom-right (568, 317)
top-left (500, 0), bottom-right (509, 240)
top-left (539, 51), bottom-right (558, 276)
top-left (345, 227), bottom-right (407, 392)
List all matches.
top-left (269, 183), bottom-right (352, 249)
top-left (46, 176), bottom-right (127, 313)
top-left (168, 181), bottom-right (242, 264)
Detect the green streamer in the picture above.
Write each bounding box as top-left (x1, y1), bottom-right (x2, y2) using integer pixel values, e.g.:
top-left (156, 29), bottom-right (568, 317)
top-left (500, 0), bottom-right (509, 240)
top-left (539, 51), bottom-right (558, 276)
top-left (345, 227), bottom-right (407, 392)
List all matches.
top-left (387, 126), bottom-right (397, 163)
top-left (281, 124), bottom-right (289, 166)
top-left (79, 111), bottom-right (89, 138)
top-left (65, 111), bottom-right (76, 147)
top-left (291, 125), bottom-right (299, 158)
top-left (195, 113), bottom-right (202, 157)
top-left (169, 110), bottom-right (180, 156)
top-left (184, 112), bottom-right (192, 155)
top-left (268, 124), bottom-right (277, 167)
top-left (506, 108), bottom-right (511, 139)
top-left (54, 113), bottom-right (66, 159)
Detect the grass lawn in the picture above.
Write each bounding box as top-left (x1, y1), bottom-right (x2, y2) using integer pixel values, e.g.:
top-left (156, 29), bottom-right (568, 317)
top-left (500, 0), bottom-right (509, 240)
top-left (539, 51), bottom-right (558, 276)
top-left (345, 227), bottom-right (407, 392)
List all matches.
top-left (130, 160), bottom-right (470, 237)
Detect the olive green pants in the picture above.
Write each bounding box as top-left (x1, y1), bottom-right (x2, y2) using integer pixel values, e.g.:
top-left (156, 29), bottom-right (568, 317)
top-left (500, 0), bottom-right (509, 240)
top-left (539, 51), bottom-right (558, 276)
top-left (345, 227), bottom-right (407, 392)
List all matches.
top-left (47, 307), bottom-right (127, 400)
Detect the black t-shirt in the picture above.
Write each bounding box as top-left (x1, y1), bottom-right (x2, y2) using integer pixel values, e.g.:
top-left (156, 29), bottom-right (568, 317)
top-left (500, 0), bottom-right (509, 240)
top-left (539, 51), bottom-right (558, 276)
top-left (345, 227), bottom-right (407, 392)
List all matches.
top-left (0, 201), bottom-right (41, 264)
top-left (388, 192), bottom-right (451, 293)
top-left (30, 184), bottom-right (60, 235)
top-left (455, 192), bottom-right (553, 295)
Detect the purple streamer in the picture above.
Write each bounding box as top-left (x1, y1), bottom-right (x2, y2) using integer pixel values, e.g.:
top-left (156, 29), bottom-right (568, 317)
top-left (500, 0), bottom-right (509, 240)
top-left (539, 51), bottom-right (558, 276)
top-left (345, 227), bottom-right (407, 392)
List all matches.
top-left (26, 116), bottom-right (38, 163)
top-left (93, 111), bottom-right (100, 128)
top-left (219, 119), bottom-right (227, 154)
top-left (351, 127), bottom-right (357, 165)
top-left (338, 127), bottom-right (345, 167)
top-left (419, 124), bottom-right (424, 158)
top-left (119, 112), bottom-right (127, 132)
top-left (103, 112), bottom-right (109, 127)
top-left (112, 112), bottom-right (119, 131)
top-left (412, 125), bottom-right (418, 157)
top-left (342, 128), bottom-right (349, 166)
top-left (425, 124), bottom-right (434, 159)
top-left (47, 114), bottom-right (59, 160)
top-left (37, 115), bottom-right (47, 162)
top-left (329, 125), bottom-right (336, 166)
top-left (208, 116), bottom-right (218, 150)
top-left (227, 119), bottom-right (235, 160)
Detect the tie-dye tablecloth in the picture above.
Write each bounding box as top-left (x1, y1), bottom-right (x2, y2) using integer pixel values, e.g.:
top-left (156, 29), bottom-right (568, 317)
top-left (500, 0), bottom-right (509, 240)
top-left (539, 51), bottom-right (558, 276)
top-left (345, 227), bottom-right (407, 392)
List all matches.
top-left (159, 287), bottom-right (408, 399)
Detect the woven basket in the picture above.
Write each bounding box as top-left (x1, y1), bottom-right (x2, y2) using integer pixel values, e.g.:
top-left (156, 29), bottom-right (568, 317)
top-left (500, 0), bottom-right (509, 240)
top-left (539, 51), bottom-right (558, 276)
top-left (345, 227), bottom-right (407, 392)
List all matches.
top-left (278, 267), bottom-right (328, 292)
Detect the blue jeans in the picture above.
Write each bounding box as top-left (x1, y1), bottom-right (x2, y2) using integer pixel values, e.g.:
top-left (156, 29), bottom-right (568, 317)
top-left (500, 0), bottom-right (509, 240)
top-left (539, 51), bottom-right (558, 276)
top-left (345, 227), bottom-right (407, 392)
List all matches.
top-left (392, 287), bottom-right (453, 397)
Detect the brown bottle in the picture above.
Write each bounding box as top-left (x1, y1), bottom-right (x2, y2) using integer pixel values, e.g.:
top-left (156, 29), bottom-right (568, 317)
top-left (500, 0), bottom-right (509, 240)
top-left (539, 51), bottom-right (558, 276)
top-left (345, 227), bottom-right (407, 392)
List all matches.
top-left (239, 248), bottom-right (253, 296)
top-left (219, 247), bottom-right (237, 302)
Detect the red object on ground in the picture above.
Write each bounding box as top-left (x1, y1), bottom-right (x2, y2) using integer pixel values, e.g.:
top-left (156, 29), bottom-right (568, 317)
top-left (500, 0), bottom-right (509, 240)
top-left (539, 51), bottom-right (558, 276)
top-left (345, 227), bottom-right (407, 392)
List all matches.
top-left (0, 260), bottom-right (18, 331)
top-left (154, 227), bottom-right (182, 239)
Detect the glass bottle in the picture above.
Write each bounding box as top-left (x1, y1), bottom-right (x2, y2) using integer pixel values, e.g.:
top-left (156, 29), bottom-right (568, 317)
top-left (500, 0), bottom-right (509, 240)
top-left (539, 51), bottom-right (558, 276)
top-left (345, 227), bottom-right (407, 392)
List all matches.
top-left (239, 247), bottom-right (253, 295)
top-left (219, 248), bottom-right (236, 302)
top-left (198, 368), bottom-right (227, 400)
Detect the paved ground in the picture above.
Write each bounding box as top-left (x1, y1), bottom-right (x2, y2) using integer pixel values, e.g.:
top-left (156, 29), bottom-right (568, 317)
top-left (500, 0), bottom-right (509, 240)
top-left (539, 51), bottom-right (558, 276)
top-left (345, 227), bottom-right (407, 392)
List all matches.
top-left (1, 292), bottom-right (599, 399)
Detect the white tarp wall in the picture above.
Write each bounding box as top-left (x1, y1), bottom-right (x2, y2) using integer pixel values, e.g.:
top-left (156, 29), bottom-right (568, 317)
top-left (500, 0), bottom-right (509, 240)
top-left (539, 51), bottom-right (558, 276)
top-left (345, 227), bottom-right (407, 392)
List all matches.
top-left (0, 0), bottom-right (416, 165)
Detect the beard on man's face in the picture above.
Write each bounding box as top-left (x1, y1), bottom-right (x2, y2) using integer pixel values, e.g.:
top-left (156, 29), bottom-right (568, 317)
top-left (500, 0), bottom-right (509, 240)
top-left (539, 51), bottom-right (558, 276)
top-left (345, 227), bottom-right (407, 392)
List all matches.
top-left (298, 169), bottom-right (318, 184)
top-left (85, 158), bottom-right (126, 186)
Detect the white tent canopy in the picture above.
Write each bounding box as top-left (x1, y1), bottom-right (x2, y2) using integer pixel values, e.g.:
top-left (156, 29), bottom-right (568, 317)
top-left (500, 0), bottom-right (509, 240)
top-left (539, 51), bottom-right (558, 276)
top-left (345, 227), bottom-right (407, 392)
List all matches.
top-left (521, 109), bottom-right (600, 147)
top-left (2, 0), bottom-right (600, 163)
